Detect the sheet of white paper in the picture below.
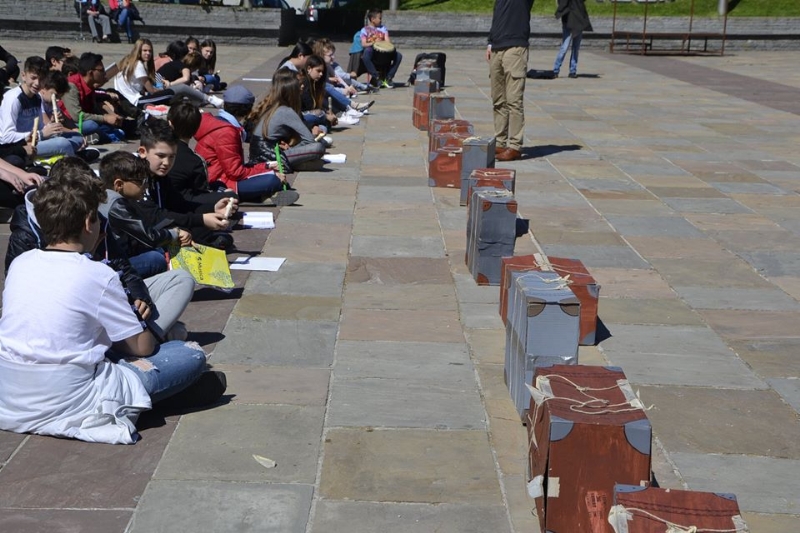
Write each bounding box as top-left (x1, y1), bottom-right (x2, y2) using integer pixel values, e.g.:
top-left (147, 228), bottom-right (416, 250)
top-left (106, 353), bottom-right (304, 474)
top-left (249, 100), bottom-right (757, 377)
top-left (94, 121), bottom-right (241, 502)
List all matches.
top-left (229, 257), bottom-right (286, 271)
top-left (240, 211), bottom-right (275, 229)
top-left (322, 153), bottom-right (346, 164)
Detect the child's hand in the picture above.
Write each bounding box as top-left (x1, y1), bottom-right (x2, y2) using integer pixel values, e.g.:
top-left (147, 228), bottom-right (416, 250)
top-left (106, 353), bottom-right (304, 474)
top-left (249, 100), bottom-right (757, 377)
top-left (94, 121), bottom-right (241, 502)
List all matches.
top-left (133, 299), bottom-right (152, 321)
top-left (42, 122), bottom-right (64, 139)
top-left (177, 228), bottom-right (193, 246)
top-left (276, 172), bottom-right (286, 183)
top-left (214, 197), bottom-right (238, 217)
top-left (203, 212), bottom-right (229, 231)
top-left (267, 161), bottom-right (279, 170)
top-left (23, 142), bottom-right (37, 158)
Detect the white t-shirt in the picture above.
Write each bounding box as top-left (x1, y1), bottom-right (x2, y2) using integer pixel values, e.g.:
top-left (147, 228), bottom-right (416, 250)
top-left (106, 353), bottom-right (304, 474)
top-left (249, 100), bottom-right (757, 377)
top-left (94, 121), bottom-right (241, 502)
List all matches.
top-left (0, 250), bottom-right (151, 444)
top-left (114, 60), bottom-right (148, 105)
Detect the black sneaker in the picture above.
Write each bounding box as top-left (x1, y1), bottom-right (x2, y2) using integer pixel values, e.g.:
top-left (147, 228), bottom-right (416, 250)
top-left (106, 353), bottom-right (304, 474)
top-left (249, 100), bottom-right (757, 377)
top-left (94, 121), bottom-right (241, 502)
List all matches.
top-left (204, 231), bottom-right (234, 252)
top-left (266, 189), bottom-right (300, 206)
top-left (157, 370), bottom-right (227, 411)
top-left (568, 72), bottom-right (577, 79)
top-left (76, 147), bottom-right (101, 163)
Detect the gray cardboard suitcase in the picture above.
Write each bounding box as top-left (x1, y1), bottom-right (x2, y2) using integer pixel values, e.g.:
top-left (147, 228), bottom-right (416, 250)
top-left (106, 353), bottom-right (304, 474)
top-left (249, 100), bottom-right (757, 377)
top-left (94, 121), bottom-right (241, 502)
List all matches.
top-left (465, 186), bottom-right (503, 275)
top-left (428, 94), bottom-right (455, 129)
top-left (458, 137), bottom-right (496, 205)
top-left (505, 271), bottom-right (580, 418)
top-left (468, 189), bottom-right (517, 286)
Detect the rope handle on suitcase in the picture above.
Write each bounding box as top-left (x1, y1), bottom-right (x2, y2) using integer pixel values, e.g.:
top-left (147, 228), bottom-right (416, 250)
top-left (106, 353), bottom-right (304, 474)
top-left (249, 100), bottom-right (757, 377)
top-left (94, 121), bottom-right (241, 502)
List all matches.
top-left (609, 505), bottom-right (748, 533)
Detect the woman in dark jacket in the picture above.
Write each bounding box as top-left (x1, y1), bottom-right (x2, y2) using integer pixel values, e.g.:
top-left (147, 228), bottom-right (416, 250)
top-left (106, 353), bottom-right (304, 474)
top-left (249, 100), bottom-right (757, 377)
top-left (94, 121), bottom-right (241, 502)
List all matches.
top-left (552, 0), bottom-right (593, 78)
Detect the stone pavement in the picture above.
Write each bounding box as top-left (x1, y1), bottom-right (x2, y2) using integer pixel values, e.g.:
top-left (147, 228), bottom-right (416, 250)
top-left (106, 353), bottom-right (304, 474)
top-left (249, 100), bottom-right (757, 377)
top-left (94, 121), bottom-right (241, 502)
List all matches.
top-left (1, 40), bottom-right (800, 532)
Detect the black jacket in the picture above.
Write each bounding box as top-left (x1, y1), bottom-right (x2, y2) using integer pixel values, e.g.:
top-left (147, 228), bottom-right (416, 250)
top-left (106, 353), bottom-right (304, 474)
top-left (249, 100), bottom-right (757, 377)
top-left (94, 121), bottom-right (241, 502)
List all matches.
top-left (556, 0), bottom-right (593, 37)
top-left (166, 140), bottom-right (230, 205)
top-left (99, 189), bottom-right (178, 259)
top-left (5, 190), bottom-right (153, 307)
top-left (488, 0), bottom-right (534, 50)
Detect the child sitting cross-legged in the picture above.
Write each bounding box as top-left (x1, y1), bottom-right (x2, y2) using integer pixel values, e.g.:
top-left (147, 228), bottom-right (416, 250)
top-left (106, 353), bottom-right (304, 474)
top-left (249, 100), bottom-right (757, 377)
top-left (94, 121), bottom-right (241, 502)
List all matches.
top-left (0, 168), bottom-right (226, 445)
top-left (138, 120), bottom-right (238, 252)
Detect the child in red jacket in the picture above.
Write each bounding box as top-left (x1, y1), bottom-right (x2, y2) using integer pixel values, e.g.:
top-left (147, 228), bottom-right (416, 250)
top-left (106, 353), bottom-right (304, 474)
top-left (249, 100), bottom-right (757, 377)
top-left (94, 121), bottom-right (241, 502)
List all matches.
top-left (193, 86), bottom-right (298, 206)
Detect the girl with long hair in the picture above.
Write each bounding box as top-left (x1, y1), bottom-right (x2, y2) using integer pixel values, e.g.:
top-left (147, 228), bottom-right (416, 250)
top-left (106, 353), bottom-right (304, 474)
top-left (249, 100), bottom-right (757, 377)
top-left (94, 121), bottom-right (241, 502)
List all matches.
top-left (248, 69), bottom-right (326, 172)
top-left (199, 39), bottom-right (226, 92)
top-left (300, 55), bottom-right (336, 133)
top-left (113, 39), bottom-right (222, 109)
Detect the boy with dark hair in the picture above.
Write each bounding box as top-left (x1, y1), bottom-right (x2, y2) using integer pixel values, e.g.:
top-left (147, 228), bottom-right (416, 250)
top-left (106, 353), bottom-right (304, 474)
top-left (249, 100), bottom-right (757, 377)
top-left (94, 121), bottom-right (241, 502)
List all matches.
top-left (0, 56), bottom-right (91, 161)
top-left (166, 102), bottom-right (236, 205)
top-left (0, 167), bottom-right (226, 445)
top-left (45, 46), bottom-right (70, 71)
top-left (61, 52), bottom-right (128, 144)
top-left (138, 120), bottom-right (237, 250)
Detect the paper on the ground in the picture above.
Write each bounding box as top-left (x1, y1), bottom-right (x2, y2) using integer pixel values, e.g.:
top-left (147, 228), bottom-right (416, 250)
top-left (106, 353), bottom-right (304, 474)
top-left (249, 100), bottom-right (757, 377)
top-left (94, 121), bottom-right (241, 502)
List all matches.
top-left (229, 256), bottom-right (286, 271)
top-left (322, 153), bottom-right (346, 164)
top-left (240, 211), bottom-right (275, 229)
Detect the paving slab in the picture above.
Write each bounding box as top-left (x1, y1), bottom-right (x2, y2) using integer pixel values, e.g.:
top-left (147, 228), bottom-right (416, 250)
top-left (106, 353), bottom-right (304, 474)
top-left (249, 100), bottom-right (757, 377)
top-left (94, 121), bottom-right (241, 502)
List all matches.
top-left (243, 261), bottom-right (346, 297)
top-left (699, 309), bottom-right (800, 340)
top-left (672, 286), bottom-right (800, 311)
top-left (345, 256), bottom-right (452, 285)
top-left (539, 244), bottom-right (650, 269)
top-left (590, 268), bottom-right (677, 299)
top-left (741, 512), bottom-right (800, 533)
top-left (155, 404), bottom-right (323, 483)
top-left (212, 316), bottom-right (338, 366)
top-left (605, 216), bottom-right (705, 238)
top-left (647, 258), bottom-right (773, 288)
top-left (334, 340), bottom-right (473, 380)
top-left (639, 386), bottom-right (800, 458)
top-left (130, 480), bottom-right (312, 533)
top-left (460, 302), bottom-right (505, 329)
top-left (767, 378), bottom-right (800, 414)
top-left (233, 294), bottom-right (341, 321)
top-left (344, 282), bottom-right (457, 310)
top-left (728, 338), bottom-right (800, 379)
top-left (670, 453), bottom-right (800, 514)
top-left (212, 365), bottom-right (330, 406)
top-left (600, 325), bottom-right (766, 389)
top-left (328, 378), bottom-right (486, 430)
top-left (339, 308), bottom-right (464, 343)
top-left (0, 510), bottom-right (131, 533)
top-left (598, 298), bottom-right (703, 325)
top-left (350, 236), bottom-right (446, 258)
top-left (311, 501), bottom-right (511, 533)
top-left (0, 419), bottom-right (176, 508)
top-left (320, 429), bottom-right (502, 505)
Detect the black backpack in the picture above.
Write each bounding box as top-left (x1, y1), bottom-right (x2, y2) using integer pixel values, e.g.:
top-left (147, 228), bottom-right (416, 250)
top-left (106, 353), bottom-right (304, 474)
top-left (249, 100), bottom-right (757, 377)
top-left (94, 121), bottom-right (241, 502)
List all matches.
top-left (408, 52), bottom-right (447, 87)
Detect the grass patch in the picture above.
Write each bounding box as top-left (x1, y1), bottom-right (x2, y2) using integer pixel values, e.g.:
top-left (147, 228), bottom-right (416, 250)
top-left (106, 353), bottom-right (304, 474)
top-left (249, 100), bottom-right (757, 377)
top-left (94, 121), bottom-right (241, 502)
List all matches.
top-left (344, 0), bottom-right (800, 17)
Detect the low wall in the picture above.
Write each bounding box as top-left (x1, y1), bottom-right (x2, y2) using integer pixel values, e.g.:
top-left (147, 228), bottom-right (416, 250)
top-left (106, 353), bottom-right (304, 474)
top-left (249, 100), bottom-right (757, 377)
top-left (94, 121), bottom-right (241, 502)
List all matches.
top-left (0, 0), bottom-right (798, 50)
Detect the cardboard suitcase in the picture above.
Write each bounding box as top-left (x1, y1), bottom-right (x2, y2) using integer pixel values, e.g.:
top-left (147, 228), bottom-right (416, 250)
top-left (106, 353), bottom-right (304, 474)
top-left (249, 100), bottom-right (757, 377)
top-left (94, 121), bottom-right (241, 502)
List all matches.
top-left (414, 79), bottom-right (439, 94)
top-left (428, 120), bottom-right (473, 152)
top-left (464, 168), bottom-right (516, 207)
top-left (428, 146), bottom-right (463, 188)
top-left (527, 365), bottom-right (652, 533)
top-left (412, 92), bottom-right (431, 130)
top-left (457, 138), bottom-right (497, 205)
top-left (505, 272), bottom-right (580, 417)
top-left (465, 186), bottom-right (503, 270)
top-left (427, 94), bottom-right (455, 130)
top-left (611, 484), bottom-right (748, 533)
top-left (416, 66), bottom-right (442, 86)
top-left (468, 189), bottom-right (518, 285)
top-left (498, 255), bottom-right (600, 345)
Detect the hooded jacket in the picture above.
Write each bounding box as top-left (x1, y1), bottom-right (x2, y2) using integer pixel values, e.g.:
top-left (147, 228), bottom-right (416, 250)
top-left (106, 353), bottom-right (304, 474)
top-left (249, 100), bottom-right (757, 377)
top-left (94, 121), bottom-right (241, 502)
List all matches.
top-left (556, 0), bottom-right (593, 37)
top-left (193, 112), bottom-right (270, 190)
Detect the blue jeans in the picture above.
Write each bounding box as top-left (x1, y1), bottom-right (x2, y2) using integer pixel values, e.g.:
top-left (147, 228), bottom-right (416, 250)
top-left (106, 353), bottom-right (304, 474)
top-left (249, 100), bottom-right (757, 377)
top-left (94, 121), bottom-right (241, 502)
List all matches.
top-left (362, 46), bottom-right (402, 82)
top-left (553, 22), bottom-right (582, 75)
top-left (325, 82), bottom-right (351, 113)
top-left (36, 133), bottom-right (84, 158)
top-left (81, 120), bottom-right (125, 143)
top-left (129, 249), bottom-right (168, 278)
top-left (118, 8), bottom-right (133, 40)
top-left (111, 341), bottom-right (207, 403)
top-left (235, 172), bottom-right (284, 202)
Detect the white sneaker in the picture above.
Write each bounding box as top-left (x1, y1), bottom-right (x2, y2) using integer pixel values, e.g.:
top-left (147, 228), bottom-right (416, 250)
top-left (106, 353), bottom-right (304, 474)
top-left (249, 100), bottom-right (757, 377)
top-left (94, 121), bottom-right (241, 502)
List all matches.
top-left (322, 135), bottom-right (333, 147)
top-left (208, 95), bottom-right (224, 108)
top-left (337, 114), bottom-right (360, 126)
top-left (345, 108), bottom-right (364, 118)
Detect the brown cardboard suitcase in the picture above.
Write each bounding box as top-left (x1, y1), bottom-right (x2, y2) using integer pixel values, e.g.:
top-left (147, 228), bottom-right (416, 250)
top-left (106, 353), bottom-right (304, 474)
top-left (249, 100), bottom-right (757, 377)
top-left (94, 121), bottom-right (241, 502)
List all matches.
top-left (465, 168), bottom-right (516, 207)
top-left (428, 131), bottom-right (472, 154)
top-left (412, 92), bottom-right (431, 130)
top-left (428, 121), bottom-right (473, 152)
top-left (527, 365), bottom-right (652, 533)
top-left (428, 146), bottom-right (463, 188)
top-left (499, 255), bottom-right (539, 325)
top-left (611, 484), bottom-right (748, 533)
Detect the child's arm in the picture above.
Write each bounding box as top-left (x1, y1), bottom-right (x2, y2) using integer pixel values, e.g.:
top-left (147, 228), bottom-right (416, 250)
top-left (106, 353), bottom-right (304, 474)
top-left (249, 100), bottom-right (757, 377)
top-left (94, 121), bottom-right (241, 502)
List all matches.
top-left (163, 67), bottom-right (192, 88)
top-left (113, 328), bottom-right (156, 357)
top-left (109, 197), bottom-right (183, 249)
top-left (0, 94), bottom-right (30, 144)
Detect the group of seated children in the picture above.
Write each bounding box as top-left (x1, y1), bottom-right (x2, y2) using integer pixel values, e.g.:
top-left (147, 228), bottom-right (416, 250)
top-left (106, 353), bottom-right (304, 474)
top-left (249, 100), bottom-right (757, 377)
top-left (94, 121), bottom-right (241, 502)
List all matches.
top-left (0, 11), bottom-right (407, 443)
